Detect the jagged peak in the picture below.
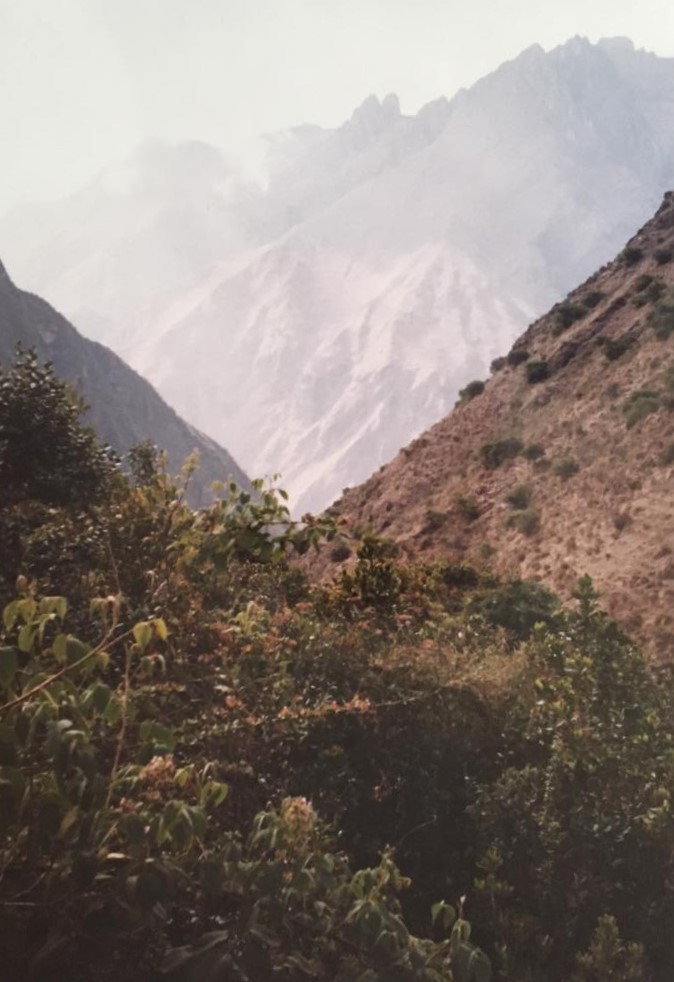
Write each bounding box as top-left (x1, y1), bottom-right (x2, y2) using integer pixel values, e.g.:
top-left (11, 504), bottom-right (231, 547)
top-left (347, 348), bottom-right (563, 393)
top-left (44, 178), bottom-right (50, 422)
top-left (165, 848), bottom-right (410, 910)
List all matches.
top-left (597, 36), bottom-right (636, 55)
top-left (347, 92), bottom-right (401, 130)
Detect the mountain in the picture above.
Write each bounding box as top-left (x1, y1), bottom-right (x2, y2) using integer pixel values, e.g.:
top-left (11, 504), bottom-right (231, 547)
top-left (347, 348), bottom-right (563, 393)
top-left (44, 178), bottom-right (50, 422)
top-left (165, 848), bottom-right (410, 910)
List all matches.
top-left (0, 258), bottom-right (248, 504)
top-left (2, 37), bottom-right (674, 513)
top-left (0, 141), bottom-right (267, 350)
top-left (313, 192), bottom-right (674, 657)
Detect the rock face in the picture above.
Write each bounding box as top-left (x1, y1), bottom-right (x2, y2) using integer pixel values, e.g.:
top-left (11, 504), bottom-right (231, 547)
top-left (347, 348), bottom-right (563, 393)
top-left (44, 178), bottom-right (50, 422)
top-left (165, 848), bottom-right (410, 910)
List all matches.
top-left (313, 193), bottom-right (674, 658)
top-left (2, 38), bottom-right (674, 512)
top-left (0, 259), bottom-right (248, 505)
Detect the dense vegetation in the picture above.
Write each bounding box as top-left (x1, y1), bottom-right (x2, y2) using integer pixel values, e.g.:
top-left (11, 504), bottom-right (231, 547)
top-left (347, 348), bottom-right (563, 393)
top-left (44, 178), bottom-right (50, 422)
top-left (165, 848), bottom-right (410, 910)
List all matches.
top-left (2, 353), bottom-right (674, 981)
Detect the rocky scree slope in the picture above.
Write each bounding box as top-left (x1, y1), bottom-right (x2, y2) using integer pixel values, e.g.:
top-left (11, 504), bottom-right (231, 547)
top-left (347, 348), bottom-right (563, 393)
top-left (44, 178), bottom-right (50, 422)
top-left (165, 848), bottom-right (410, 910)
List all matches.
top-left (0, 259), bottom-right (248, 505)
top-left (316, 193), bottom-right (674, 658)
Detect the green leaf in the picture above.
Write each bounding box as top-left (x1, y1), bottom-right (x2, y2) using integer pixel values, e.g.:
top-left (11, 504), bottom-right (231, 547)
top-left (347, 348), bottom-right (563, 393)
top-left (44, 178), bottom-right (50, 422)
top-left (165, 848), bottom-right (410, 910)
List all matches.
top-left (103, 697), bottom-right (122, 726)
top-left (52, 633), bottom-right (68, 664)
top-left (91, 683), bottom-right (112, 714)
top-left (467, 949), bottom-right (492, 982)
top-left (133, 621), bottom-right (153, 652)
top-left (0, 647), bottom-right (18, 689)
top-left (431, 900), bottom-right (456, 933)
top-left (65, 635), bottom-right (90, 664)
top-left (139, 720), bottom-right (175, 754)
top-left (17, 624), bottom-right (35, 654)
top-left (3, 601), bottom-right (18, 632)
top-left (153, 617), bottom-right (169, 641)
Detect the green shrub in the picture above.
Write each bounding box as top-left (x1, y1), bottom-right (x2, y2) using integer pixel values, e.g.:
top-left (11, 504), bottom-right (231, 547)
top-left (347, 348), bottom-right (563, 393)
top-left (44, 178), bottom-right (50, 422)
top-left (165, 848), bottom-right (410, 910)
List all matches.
top-left (505, 507), bottom-right (540, 536)
top-left (654, 248), bottom-right (673, 265)
top-left (506, 348), bottom-right (530, 367)
top-left (424, 508), bottom-right (448, 531)
top-left (439, 562), bottom-right (481, 589)
top-left (552, 302), bottom-right (585, 335)
top-left (621, 245), bottom-right (643, 266)
top-left (649, 289), bottom-right (674, 339)
top-left (663, 363), bottom-right (674, 392)
top-left (490, 356), bottom-right (507, 373)
top-left (505, 484), bottom-right (532, 509)
top-left (622, 389), bottom-right (661, 428)
top-left (634, 273), bottom-right (654, 292)
top-left (468, 578), bottom-right (558, 641)
top-left (582, 290), bottom-right (605, 309)
top-left (525, 360), bottom-right (549, 384)
top-left (330, 541), bottom-right (352, 562)
top-left (458, 379), bottom-right (486, 403)
top-left (479, 437), bottom-right (524, 470)
top-left (523, 443), bottom-right (545, 461)
top-left (454, 493), bottom-right (480, 521)
top-left (661, 442), bottom-right (674, 465)
top-left (0, 348), bottom-right (115, 509)
top-left (603, 336), bottom-right (632, 361)
top-left (633, 277), bottom-right (666, 307)
top-left (553, 457), bottom-right (580, 479)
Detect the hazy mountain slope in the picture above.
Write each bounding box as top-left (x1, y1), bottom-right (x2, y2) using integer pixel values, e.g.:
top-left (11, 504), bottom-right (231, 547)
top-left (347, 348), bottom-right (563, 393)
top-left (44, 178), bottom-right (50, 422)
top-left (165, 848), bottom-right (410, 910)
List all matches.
top-left (314, 193), bottom-right (674, 657)
top-left (0, 142), bottom-right (266, 348)
top-left (2, 38), bottom-right (673, 514)
top-left (129, 37), bottom-right (674, 513)
top-left (0, 259), bottom-right (248, 505)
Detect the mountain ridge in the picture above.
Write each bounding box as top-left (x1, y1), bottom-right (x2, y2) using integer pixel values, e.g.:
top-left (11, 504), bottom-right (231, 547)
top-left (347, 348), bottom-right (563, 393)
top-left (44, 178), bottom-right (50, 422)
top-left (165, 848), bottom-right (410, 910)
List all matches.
top-left (1, 36), bottom-right (673, 513)
top-left (0, 259), bottom-right (248, 505)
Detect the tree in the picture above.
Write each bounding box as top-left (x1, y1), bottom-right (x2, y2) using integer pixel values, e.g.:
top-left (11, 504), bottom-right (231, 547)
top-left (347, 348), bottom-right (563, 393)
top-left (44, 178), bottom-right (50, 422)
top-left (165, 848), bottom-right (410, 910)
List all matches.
top-left (0, 347), bottom-right (115, 508)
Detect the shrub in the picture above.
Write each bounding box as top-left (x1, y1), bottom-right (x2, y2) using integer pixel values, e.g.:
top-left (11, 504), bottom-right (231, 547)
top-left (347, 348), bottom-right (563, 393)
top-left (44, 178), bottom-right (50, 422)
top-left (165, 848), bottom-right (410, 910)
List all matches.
top-left (649, 289), bottom-right (674, 339)
top-left (505, 507), bottom-right (540, 536)
top-left (479, 437), bottom-right (524, 470)
top-left (330, 541), bottom-right (351, 562)
top-left (633, 277), bottom-right (666, 307)
top-left (553, 457), bottom-right (580, 479)
top-left (505, 484), bottom-right (532, 509)
top-left (523, 443), bottom-right (545, 461)
top-left (663, 363), bottom-right (674, 392)
top-left (424, 508), bottom-right (448, 531)
top-left (552, 302), bottom-right (585, 335)
top-left (654, 248), bottom-right (673, 265)
top-left (439, 562), bottom-right (481, 589)
top-left (468, 578), bottom-right (558, 641)
top-left (634, 273), bottom-right (654, 292)
top-left (582, 290), bottom-right (605, 309)
top-left (661, 442), bottom-right (674, 465)
top-left (490, 356), bottom-right (507, 374)
top-left (0, 348), bottom-right (115, 509)
top-left (506, 348), bottom-right (530, 367)
top-left (622, 389), bottom-right (661, 428)
top-left (603, 336), bottom-right (632, 361)
top-left (621, 245), bottom-right (643, 266)
top-left (525, 360), bottom-right (549, 384)
top-left (458, 379), bottom-right (486, 403)
top-left (454, 493), bottom-right (480, 521)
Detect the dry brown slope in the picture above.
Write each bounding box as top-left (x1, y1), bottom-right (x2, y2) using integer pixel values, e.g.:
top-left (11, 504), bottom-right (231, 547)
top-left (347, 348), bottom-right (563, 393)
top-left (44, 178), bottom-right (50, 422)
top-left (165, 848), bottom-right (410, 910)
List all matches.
top-left (321, 192), bottom-right (674, 657)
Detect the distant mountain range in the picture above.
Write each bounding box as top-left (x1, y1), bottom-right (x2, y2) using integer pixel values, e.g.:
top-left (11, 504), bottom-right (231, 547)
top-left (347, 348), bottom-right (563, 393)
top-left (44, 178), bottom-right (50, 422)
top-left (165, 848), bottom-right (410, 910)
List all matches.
top-left (2, 36), bottom-right (673, 513)
top-left (0, 259), bottom-right (248, 505)
top-left (314, 192), bottom-right (674, 657)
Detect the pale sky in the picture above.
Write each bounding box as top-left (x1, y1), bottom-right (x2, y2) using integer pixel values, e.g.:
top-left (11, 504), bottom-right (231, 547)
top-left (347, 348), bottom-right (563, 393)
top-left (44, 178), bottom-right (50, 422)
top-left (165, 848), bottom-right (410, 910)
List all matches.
top-left (2, 0), bottom-right (674, 212)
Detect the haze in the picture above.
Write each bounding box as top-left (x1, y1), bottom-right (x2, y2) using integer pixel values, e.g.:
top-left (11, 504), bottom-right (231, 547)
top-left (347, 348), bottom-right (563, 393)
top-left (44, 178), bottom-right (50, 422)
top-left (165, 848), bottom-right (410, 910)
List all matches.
top-left (2, 0), bottom-right (674, 213)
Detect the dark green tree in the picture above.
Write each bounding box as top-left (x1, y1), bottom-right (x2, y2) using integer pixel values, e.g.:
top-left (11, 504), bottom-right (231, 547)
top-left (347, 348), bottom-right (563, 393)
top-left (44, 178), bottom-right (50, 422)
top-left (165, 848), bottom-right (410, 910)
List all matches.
top-left (0, 347), bottom-right (115, 508)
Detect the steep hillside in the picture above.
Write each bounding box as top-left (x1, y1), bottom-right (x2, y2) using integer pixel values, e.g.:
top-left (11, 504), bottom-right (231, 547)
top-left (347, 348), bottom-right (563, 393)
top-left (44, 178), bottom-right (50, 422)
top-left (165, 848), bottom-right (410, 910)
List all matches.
top-left (318, 193), bottom-right (674, 657)
top-left (2, 38), bottom-right (673, 514)
top-left (0, 259), bottom-right (248, 504)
